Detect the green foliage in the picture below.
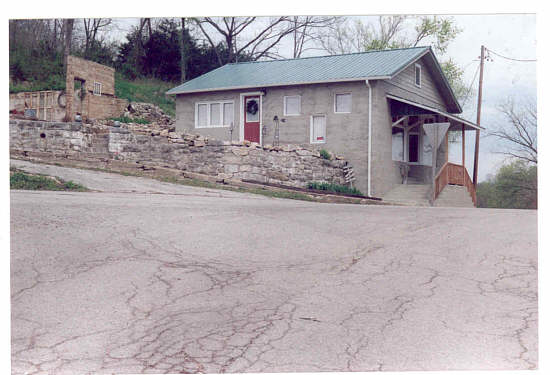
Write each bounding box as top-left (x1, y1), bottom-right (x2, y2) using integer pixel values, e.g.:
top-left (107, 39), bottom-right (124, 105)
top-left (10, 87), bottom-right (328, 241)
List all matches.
top-left (476, 160), bottom-right (537, 209)
top-left (114, 74), bottom-right (175, 116)
top-left (10, 171), bottom-right (88, 191)
top-left (109, 116), bottom-right (150, 124)
top-left (9, 48), bottom-right (65, 92)
top-left (440, 58), bottom-right (469, 104)
top-left (319, 149), bottom-right (331, 160)
top-left (307, 181), bottom-right (363, 196)
top-left (414, 16), bottom-right (460, 55)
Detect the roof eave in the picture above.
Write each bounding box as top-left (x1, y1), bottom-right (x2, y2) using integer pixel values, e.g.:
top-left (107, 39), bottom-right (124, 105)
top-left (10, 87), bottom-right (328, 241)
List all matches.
top-left (387, 94), bottom-right (483, 130)
top-left (166, 76), bottom-right (392, 95)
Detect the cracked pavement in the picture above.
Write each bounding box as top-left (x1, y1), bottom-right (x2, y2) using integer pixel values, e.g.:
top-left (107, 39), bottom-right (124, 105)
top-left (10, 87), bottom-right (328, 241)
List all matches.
top-left (11, 162), bottom-right (538, 373)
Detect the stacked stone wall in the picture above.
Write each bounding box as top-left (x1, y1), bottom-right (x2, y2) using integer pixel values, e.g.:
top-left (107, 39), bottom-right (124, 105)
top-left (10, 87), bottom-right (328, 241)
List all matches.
top-left (10, 120), bottom-right (348, 188)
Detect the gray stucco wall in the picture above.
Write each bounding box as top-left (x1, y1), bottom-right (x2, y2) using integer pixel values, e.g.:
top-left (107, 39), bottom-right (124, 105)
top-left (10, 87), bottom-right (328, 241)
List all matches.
top-left (175, 89), bottom-right (241, 141)
top-left (369, 81), bottom-right (403, 197)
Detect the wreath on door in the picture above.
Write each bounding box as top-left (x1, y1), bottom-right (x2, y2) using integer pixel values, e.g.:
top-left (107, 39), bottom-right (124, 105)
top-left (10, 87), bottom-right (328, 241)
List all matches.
top-left (246, 99), bottom-right (258, 115)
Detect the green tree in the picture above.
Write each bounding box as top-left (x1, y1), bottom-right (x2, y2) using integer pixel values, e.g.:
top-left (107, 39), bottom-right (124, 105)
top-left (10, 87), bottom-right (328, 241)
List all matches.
top-left (476, 161), bottom-right (537, 209)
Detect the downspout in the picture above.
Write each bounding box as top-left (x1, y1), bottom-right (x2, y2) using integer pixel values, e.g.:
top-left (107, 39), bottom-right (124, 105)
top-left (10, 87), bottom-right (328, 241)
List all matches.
top-left (365, 80), bottom-right (372, 197)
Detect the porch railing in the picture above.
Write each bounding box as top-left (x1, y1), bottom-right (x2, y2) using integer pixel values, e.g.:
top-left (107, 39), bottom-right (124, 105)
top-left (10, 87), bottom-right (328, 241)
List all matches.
top-left (434, 162), bottom-right (476, 205)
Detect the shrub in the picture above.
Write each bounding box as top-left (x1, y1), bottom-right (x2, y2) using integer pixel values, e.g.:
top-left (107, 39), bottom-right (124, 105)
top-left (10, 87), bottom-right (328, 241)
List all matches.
top-left (319, 149), bottom-right (331, 160)
top-left (307, 181), bottom-right (363, 196)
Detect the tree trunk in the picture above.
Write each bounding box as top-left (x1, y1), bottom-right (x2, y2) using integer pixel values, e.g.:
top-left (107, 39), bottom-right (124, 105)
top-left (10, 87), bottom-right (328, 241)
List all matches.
top-left (180, 18), bottom-right (188, 83)
top-left (63, 19), bottom-right (74, 69)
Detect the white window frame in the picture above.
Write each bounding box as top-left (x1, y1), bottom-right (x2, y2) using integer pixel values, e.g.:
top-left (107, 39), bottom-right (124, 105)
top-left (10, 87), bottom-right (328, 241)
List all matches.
top-left (194, 100), bottom-right (234, 128)
top-left (414, 63), bottom-right (422, 88)
top-left (283, 95), bottom-right (301, 116)
top-left (334, 92), bottom-right (352, 114)
top-left (310, 114), bottom-right (327, 144)
top-left (93, 82), bottom-right (102, 96)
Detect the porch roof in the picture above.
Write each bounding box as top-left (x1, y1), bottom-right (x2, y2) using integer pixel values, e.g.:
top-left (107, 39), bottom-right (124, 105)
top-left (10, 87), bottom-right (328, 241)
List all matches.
top-left (387, 94), bottom-right (483, 131)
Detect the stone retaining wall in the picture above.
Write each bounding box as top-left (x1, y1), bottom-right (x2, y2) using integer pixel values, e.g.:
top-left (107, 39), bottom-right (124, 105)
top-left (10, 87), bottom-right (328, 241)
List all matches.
top-left (10, 120), bottom-right (349, 188)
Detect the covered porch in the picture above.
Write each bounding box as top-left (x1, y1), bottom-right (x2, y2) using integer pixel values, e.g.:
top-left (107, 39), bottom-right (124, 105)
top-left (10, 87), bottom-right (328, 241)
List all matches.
top-left (387, 94), bottom-right (482, 206)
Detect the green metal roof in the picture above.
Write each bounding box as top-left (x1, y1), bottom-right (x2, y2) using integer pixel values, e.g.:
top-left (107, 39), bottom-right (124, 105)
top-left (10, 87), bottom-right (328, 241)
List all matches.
top-left (167, 46), bottom-right (431, 95)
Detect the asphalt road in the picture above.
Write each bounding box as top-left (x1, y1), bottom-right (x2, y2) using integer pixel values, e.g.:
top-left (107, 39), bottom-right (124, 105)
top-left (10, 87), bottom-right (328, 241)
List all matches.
top-left (11, 161), bottom-right (538, 373)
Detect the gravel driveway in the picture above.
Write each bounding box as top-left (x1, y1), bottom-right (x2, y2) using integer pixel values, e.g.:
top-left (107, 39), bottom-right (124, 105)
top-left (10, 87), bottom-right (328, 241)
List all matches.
top-left (10, 161), bottom-right (538, 373)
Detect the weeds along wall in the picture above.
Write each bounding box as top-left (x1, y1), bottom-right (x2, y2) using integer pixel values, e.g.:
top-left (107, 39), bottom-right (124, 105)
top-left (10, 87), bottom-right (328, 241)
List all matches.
top-left (10, 120), bottom-right (348, 188)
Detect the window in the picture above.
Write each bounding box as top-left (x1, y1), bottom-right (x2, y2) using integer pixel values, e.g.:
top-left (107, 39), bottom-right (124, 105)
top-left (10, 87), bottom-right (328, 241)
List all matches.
top-left (93, 82), bottom-right (102, 96)
top-left (284, 95), bottom-right (301, 116)
top-left (245, 98), bottom-right (259, 122)
top-left (310, 115), bottom-right (326, 144)
top-left (195, 101), bottom-right (234, 128)
top-left (414, 64), bottom-right (422, 88)
top-left (335, 93), bottom-right (352, 113)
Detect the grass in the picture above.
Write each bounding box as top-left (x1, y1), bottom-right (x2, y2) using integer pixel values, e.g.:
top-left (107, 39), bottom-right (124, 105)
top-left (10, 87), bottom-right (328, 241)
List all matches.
top-left (307, 181), bottom-right (363, 197)
top-left (10, 169), bottom-right (88, 192)
top-left (114, 73), bottom-right (176, 117)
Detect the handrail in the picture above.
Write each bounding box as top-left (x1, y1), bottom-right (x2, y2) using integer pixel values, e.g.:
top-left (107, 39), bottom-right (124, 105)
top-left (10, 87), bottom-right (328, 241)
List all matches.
top-left (433, 162), bottom-right (476, 206)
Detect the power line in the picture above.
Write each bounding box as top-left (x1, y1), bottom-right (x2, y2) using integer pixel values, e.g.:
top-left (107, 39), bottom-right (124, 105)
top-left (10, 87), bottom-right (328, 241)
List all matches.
top-left (461, 62), bottom-right (480, 107)
top-left (461, 59), bottom-right (478, 71)
top-left (485, 47), bottom-right (536, 62)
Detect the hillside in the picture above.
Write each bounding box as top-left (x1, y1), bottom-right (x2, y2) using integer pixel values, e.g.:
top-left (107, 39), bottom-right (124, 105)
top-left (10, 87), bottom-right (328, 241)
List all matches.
top-left (114, 74), bottom-right (176, 117)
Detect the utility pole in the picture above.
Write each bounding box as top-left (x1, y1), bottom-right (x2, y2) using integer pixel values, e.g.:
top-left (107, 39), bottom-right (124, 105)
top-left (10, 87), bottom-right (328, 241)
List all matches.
top-left (473, 45), bottom-right (485, 187)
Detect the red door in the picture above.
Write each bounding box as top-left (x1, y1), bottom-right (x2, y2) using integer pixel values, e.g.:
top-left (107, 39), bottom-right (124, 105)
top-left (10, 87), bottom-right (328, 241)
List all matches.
top-left (243, 96), bottom-right (260, 143)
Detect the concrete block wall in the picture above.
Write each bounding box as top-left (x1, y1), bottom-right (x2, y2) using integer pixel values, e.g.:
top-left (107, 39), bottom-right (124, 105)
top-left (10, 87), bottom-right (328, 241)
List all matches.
top-left (175, 81), bottom-right (370, 194)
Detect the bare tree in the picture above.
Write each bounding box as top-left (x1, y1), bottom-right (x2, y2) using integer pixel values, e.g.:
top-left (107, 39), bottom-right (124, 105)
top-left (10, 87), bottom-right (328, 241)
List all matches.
top-left (490, 98), bottom-right (537, 164)
top-left (289, 16), bottom-right (342, 58)
top-left (82, 18), bottom-right (112, 57)
top-left (316, 16), bottom-right (458, 55)
top-left (193, 17), bottom-right (300, 64)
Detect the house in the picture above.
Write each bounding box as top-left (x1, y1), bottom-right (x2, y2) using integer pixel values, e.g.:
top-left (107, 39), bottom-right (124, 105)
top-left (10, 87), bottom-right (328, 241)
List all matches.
top-left (167, 46), bottom-right (482, 205)
top-left (9, 56), bottom-right (128, 122)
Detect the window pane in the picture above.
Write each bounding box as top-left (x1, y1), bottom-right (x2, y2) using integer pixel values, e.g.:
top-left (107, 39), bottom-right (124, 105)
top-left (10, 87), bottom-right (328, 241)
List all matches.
top-left (223, 103), bottom-right (233, 125)
top-left (312, 115), bottom-right (326, 142)
top-left (415, 66), bottom-right (421, 86)
top-left (335, 93), bottom-right (351, 113)
top-left (246, 98), bottom-right (259, 122)
top-left (210, 103), bottom-right (221, 125)
top-left (197, 104), bottom-right (207, 127)
top-left (285, 96), bottom-right (300, 115)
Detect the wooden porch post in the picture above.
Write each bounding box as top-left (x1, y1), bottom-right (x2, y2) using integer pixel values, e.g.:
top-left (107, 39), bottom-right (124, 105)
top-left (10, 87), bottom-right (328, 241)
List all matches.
top-left (432, 125), bottom-right (438, 201)
top-left (462, 124), bottom-right (465, 186)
